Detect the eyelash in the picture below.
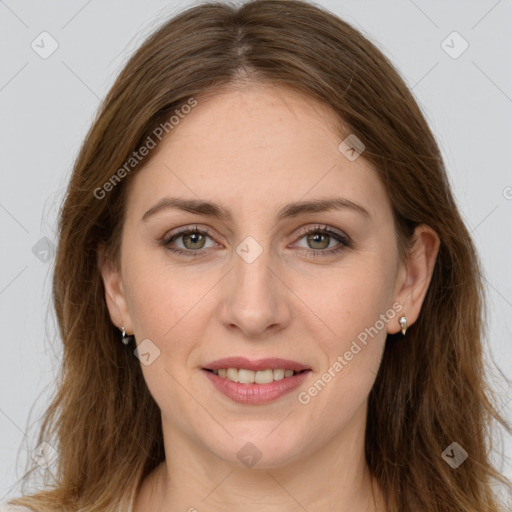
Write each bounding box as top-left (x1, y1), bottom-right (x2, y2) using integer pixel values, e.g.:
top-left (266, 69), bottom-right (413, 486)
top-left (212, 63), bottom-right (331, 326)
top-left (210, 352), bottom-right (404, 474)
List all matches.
top-left (162, 224), bottom-right (351, 259)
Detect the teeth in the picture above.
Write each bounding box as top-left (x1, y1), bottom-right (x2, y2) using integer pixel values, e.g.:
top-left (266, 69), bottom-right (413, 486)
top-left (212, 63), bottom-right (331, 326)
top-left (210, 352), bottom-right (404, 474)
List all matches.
top-left (226, 368), bottom-right (238, 382)
top-left (213, 367), bottom-right (301, 384)
top-left (238, 369), bottom-right (255, 384)
top-left (255, 369), bottom-right (274, 384)
top-left (273, 369), bottom-right (284, 381)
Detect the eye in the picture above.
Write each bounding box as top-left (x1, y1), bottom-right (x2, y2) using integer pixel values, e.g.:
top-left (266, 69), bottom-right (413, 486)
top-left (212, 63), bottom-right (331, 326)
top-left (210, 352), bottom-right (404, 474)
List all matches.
top-left (161, 224), bottom-right (351, 259)
top-left (292, 225), bottom-right (351, 258)
top-left (163, 225), bottom-right (218, 256)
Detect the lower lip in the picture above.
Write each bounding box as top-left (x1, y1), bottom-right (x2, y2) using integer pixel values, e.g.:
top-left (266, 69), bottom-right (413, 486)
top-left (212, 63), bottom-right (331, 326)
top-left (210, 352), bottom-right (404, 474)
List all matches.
top-left (203, 369), bottom-right (311, 404)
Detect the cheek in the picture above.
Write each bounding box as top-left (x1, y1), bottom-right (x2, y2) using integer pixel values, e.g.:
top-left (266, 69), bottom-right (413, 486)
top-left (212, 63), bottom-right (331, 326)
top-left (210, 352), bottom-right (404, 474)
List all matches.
top-left (295, 256), bottom-right (395, 407)
top-left (302, 258), bottom-right (396, 351)
top-left (122, 257), bottom-right (217, 423)
top-left (123, 247), bottom-right (215, 343)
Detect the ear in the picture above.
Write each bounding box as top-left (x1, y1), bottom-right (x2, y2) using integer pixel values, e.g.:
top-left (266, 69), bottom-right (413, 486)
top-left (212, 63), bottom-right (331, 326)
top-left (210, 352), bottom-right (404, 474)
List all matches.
top-left (388, 224), bottom-right (440, 334)
top-left (97, 245), bottom-right (134, 335)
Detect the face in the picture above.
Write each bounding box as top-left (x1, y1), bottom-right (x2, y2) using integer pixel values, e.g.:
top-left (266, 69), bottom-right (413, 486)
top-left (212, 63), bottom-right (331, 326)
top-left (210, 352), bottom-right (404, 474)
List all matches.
top-left (102, 84), bottom-right (425, 469)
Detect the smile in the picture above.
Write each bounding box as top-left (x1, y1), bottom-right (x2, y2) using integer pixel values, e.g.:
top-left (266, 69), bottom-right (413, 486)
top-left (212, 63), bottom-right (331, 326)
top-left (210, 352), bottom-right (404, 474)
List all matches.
top-left (202, 357), bottom-right (312, 404)
top-left (206, 367), bottom-right (301, 383)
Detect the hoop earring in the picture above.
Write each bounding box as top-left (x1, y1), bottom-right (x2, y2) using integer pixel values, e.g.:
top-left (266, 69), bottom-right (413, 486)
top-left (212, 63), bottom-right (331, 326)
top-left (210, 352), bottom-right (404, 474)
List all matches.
top-left (121, 325), bottom-right (131, 345)
top-left (399, 316), bottom-right (408, 336)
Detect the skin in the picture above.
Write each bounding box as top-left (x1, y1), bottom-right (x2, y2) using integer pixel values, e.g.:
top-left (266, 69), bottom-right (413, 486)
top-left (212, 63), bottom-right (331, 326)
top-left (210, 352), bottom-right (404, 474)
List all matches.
top-left (100, 83), bottom-right (439, 512)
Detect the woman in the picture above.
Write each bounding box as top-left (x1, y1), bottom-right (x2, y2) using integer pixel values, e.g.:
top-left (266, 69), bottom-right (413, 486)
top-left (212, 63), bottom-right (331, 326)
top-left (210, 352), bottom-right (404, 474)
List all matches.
top-left (4, 0), bottom-right (510, 510)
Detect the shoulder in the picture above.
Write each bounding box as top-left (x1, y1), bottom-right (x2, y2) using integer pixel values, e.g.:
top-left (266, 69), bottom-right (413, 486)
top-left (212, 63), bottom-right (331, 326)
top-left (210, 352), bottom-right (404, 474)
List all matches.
top-left (0, 505), bottom-right (32, 512)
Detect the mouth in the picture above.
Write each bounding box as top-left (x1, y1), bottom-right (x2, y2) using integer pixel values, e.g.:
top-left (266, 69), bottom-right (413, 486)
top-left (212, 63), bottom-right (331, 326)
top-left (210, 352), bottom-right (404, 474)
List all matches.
top-left (203, 367), bottom-right (307, 384)
top-left (202, 357), bottom-right (312, 404)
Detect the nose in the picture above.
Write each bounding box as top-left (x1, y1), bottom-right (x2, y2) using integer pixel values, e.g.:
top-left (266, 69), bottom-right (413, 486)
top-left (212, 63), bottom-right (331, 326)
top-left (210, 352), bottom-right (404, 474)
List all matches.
top-left (217, 241), bottom-right (292, 339)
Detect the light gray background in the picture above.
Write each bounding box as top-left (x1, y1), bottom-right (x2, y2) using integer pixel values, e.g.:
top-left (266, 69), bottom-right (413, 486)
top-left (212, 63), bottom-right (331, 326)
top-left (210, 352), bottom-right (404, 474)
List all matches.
top-left (1, 0), bottom-right (511, 501)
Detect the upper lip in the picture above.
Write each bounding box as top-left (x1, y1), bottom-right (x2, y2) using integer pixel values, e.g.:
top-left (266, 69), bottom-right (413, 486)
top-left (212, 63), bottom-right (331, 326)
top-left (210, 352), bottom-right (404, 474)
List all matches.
top-left (203, 357), bottom-right (311, 372)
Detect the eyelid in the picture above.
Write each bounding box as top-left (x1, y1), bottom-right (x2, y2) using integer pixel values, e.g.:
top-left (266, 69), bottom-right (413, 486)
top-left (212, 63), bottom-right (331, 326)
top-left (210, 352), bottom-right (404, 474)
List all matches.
top-left (163, 223), bottom-right (349, 242)
top-left (293, 224), bottom-right (350, 244)
top-left (162, 224), bottom-right (216, 243)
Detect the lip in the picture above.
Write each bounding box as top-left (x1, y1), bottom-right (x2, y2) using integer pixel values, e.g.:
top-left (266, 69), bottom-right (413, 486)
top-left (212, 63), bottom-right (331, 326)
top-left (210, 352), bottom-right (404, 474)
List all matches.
top-left (203, 357), bottom-right (311, 372)
top-left (203, 368), bottom-right (311, 404)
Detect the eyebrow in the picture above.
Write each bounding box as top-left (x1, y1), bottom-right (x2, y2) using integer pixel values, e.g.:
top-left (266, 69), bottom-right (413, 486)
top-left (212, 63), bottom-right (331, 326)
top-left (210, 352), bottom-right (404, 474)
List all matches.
top-left (142, 196), bottom-right (371, 223)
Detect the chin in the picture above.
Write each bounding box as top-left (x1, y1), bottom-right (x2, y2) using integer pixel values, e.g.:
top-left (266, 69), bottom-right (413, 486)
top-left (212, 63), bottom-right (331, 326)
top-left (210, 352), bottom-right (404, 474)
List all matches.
top-left (202, 426), bottom-right (310, 469)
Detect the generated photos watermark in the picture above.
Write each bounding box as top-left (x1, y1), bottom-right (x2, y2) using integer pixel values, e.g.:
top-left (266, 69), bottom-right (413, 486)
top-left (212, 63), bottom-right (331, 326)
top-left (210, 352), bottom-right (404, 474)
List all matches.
top-left (297, 301), bottom-right (402, 405)
top-left (93, 97), bottom-right (198, 200)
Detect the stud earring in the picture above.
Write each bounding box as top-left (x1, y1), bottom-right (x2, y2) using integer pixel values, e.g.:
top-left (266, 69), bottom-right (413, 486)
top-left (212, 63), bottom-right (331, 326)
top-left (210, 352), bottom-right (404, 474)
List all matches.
top-left (398, 316), bottom-right (408, 336)
top-left (121, 325), bottom-right (131, 345)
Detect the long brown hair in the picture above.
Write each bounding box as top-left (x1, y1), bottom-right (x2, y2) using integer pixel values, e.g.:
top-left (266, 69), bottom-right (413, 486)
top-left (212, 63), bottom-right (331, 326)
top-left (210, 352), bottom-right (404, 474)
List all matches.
top-left (10, 1), bottom-right (511, 510)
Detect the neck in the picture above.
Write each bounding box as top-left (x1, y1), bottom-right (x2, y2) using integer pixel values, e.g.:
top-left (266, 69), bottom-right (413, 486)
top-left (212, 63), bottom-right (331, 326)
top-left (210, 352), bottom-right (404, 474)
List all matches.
top-left (134, 409), bottom-right (385, 512)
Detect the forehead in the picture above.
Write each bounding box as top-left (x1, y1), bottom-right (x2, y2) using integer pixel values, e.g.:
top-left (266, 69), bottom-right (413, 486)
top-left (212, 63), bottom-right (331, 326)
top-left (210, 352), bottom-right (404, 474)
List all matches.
top-left (125, 84), bottom-right (390, 222)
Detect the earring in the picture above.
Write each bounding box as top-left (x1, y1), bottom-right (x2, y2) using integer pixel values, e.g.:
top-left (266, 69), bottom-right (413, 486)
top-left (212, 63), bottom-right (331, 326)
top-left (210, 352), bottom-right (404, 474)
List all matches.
top-left (398, 316), bottom-right (408, 336)
top-left (121, 325), bottom-right (131, 345)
